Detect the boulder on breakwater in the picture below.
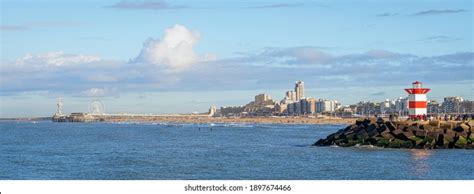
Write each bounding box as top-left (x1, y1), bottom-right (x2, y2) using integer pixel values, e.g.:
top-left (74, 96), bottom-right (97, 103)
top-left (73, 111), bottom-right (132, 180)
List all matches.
top-left (313, 118), bottom-right (474, 149)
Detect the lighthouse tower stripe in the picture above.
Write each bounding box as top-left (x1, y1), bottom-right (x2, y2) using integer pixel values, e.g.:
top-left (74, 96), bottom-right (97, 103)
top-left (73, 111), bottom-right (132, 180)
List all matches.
top-left (408, 94), bottom-right (427, 109)
top-left (408, 94), bottom-right (427, 117)
top-left (409, 101), bottom-right (427, 108)
top-left (409, 108), bottom-right (427, 116)
top-left (408, 94), bottom-right (426, 102)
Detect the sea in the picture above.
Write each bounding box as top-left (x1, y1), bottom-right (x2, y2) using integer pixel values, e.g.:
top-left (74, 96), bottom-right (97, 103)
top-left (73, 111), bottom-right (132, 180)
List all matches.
top-left (0, 121), bottom-right (473, 180)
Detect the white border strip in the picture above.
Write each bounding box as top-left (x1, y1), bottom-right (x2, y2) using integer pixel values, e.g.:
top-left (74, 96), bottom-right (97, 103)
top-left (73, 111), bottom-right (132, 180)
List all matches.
top-left (0, 180), bottom-right (471, 194)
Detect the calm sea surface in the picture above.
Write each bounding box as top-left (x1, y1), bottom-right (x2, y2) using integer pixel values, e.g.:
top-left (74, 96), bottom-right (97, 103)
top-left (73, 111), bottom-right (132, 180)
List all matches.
top-left (0, 121), bottom-right (472, 180)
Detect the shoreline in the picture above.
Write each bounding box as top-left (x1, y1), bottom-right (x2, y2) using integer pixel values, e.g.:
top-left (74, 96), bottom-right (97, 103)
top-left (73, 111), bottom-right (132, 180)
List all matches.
top-left (3, 115), bottom-right (357, 125)
top-left (101, 115), bottom-right (357, 125)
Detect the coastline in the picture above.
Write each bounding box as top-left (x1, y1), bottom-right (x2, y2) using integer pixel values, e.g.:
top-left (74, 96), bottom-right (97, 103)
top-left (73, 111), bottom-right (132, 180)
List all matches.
top-left (4, 115), bottom-right (357, 125)
top-left (120, 116), bottom-right (357, 125)
top-left (87, 115), bottom-right (357, 125)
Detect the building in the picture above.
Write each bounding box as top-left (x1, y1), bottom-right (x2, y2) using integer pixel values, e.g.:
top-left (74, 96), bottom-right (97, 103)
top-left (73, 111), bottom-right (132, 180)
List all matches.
top-left (285, 99), bottom-right (317, 116)
top-left (299, 99), bottom-right (307, 115)
top-left (285, 91), bottom-right (297, 101)
top-left (244, 93), bottom-right (276, 116)
top-left (306, 97), bottom-right (316, 114)
top-left (287, 103), bottom-right (296, 115)
top-left (442, 96), bottom-right (463, 113)
top-left (208, 106), bottom-right (217, 116)
top-left (316, 99), bottom-right (336, 113)
top-left (255, 93), bottom-right (272, 103)
top-left (380, 99), bottom-right (393, 114)
top-left (394, 97), bottom-right (409, 116)
top-left (220, 106), bottom-right (245, 117)
top-left (295, 102), bottom-right (302, 115)
top-left (460, 100), bottom-right (474, 113)
top-left (275, 103), bottom-right (288, 114)
top-left (295, 81), bottom-right (304, 101)
top-left (354, 101), bottom-right (378, 116)
top-left (338, 106), bottom-right (354, 117)
top-left (427, 100), bottom-right (441, 114)
top-left (217, 80), bottom-right (344, 117)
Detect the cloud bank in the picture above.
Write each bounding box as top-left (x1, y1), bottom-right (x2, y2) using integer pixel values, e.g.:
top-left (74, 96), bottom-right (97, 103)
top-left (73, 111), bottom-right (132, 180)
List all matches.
top-left (2, 48), bottom-right (473, 96)
top-left (1, 25), bottom-right (472, 98)
top-left (15, 51), bottom-right (101, 67)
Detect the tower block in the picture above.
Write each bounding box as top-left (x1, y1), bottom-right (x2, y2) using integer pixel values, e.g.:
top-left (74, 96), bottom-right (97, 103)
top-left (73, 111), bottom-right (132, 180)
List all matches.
top-left (404, 81), bottom-right (430, 119)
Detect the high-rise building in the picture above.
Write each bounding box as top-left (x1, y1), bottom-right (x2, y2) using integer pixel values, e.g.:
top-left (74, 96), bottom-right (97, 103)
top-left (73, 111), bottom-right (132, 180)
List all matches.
top-left (287, 103), bottom-right (295, 115)
top-left (295, 81), bottom-right (304, 101)
top-left (427, 100), bottom-right (441, 114)
top-left (380, 99), bottom-right (394, 114)
top-left (395, 97), bottom-right (409, 115)
top-left (285, 90), bottom-right (297, 102)
top-left (295, 102), bottom-right (302, 115)
top-left (442, 96), bottom-right (464, 113)
top-left (306, 97), bottom-right (316, 114)
top-left (316, 99), bottom-right (336, 113)
top-left (300, 99), bottom-right (307, 115)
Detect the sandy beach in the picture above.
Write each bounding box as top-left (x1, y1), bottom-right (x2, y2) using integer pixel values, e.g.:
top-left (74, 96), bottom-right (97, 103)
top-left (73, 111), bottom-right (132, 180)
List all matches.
top-left (101, 115), bottom-right (358, 125)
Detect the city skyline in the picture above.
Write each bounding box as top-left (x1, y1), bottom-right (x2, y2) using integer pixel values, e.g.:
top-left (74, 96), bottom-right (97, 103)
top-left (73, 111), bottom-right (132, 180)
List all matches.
top-left (219, 80), bottom-right (472, 118)
top-left (5, 79), bottom-right (472, 118)
top-left (1, 0), bottom-right (473, 117)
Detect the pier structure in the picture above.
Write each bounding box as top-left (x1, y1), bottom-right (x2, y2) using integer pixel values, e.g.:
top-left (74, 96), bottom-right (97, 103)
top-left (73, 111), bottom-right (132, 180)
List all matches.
top-left (51, 98), bottom-right (212, 122)
top-left (52, 98), bottom-right (68, 122)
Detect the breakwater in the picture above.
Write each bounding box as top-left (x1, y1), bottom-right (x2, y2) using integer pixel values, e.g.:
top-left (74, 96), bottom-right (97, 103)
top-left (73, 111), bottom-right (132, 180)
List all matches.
top-left (313, 118), bottom-right (473, 149)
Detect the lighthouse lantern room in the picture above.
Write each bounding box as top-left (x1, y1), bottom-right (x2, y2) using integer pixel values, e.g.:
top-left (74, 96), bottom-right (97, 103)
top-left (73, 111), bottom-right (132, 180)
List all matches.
top-left (404, 81), bottom-right (430, 119)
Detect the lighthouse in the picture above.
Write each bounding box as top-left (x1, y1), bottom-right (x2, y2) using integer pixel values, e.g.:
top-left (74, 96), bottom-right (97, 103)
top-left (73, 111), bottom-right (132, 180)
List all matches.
top-left (404, 81), bottom-right (430, 119)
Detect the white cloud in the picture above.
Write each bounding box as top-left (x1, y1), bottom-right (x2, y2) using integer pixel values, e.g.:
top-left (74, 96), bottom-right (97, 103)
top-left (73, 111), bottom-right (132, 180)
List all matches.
top-left (15, 51), bottom-right (101, 67)
top-left (2, 42), bottom-right (471, 100)
top-left (132, 24), bottom-right (216, 71)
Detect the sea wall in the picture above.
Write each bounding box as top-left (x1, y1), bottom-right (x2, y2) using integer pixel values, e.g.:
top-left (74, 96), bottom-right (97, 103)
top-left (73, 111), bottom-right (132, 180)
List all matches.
top-left (313, 118), bottom-right (473, 149)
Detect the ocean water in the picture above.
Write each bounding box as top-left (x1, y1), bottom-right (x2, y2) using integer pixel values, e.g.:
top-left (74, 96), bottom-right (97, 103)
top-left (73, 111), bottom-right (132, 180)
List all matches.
top-left (0, 121), bottom-right (472, 180)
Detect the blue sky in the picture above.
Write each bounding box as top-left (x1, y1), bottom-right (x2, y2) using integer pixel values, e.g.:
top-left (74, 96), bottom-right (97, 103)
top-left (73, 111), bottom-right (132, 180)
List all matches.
top-left (1, 0), bottom-right (473, 117)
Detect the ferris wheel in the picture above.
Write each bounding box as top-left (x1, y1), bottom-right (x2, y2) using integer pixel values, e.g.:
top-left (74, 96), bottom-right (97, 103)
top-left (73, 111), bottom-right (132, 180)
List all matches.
top-left (89, 100), bottom-right (105, 115)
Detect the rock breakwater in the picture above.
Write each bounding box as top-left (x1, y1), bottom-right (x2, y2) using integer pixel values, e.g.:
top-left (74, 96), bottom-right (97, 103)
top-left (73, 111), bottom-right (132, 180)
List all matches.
top-left (313, 118), bottom-right (473, 149)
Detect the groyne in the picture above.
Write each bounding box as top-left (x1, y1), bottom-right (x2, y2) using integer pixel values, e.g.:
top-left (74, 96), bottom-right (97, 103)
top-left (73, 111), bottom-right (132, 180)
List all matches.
top-left (313, 118), bottom-right (473, 149)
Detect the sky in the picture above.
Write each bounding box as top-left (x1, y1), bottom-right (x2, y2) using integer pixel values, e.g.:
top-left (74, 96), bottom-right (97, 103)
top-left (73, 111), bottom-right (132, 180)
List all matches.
top-left (0, 0), bottom-right (473, 117)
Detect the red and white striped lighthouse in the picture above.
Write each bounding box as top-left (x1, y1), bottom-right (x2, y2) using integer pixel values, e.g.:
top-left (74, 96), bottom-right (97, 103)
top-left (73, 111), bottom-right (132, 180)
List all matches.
top-left (404, 81), bottom-right (430, 119)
